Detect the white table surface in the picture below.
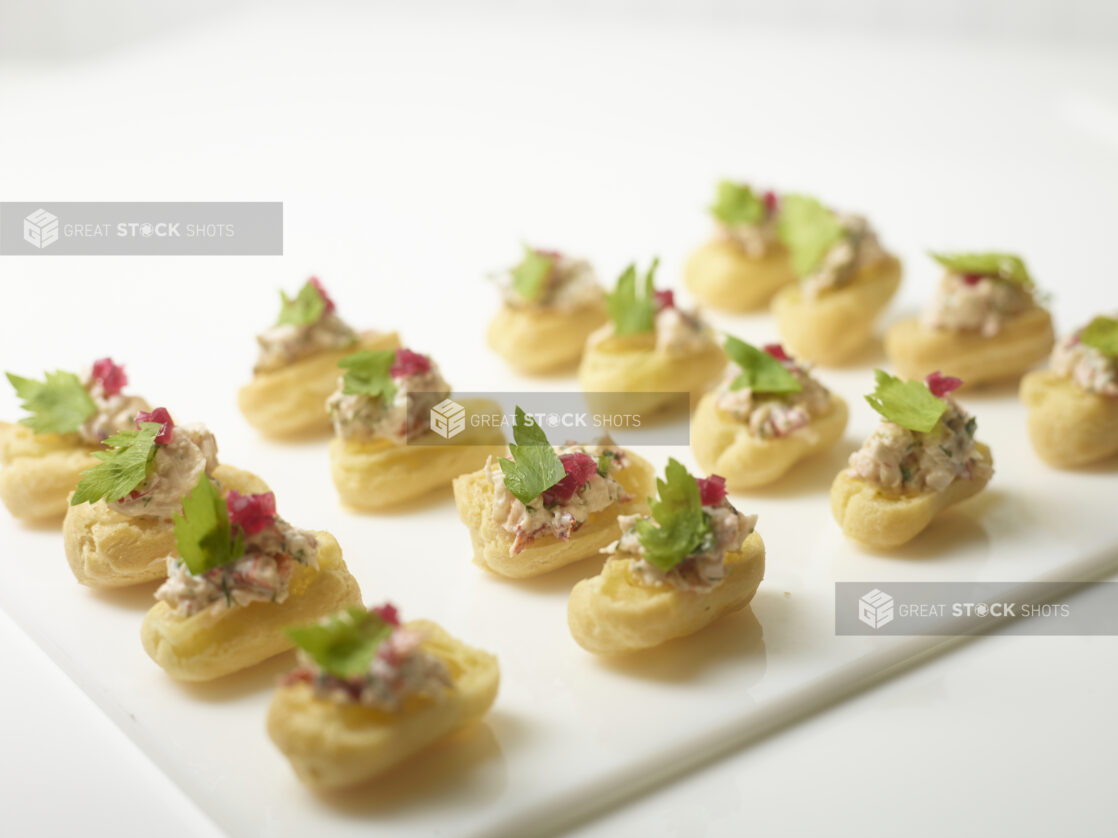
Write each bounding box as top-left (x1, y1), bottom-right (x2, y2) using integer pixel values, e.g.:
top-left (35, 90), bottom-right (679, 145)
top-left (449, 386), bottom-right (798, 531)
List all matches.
top-left (2, 3), bottom-right (1117, 835)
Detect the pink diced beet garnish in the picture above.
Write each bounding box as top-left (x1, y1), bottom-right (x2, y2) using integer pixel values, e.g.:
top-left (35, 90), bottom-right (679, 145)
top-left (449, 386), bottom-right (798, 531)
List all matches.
top-left (696, 474), bottom-right (727, 506)
top-left (372, 603), bottom-right (401, 627)
top-left (90, 358), bottom-right (127, 397)
top-left (226, 490), bottom-right (277, 536)
top-left (541, 451), bottom-right (599, 505)
top-left (763, 190), bottom-right (779, 215)
top-left (961, 274), bottom-right (983, 286)
top-left (925, 371), bottom-right (963, 397)
top-left (763, 343), bottom-right (790, 362)
top-left (654, 289), bottom-right (675, 310)
top-left (134, 407), bottom-right (174, 444)
top-left (308, 276), bottom-right (336, 313)
top-left (390, 348), bottom-right (432, 379)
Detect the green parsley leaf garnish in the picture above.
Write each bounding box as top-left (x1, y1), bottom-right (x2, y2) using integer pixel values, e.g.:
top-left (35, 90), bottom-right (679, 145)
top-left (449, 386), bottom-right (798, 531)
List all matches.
top-left (286, 606), bottom-right (394, 679)
top-left (497, 406), bottom-right (565, 505)
top-left (338, 349), bottom-right (397, 405)
top-left (864, 369), bottom-right (947, 434)
top-left (777, 194), bottom-right (845, 277)
top-left (511, 246), bottom-right (556, 301)
top-left (70, 422), bottom-right (162, 506)
top-left (172, 474), bottom-right (245, 575)
top-left (605, 258), bottom-right (660, 335)
top-left (724, 336), bottom-right (802, 394)
top-left (6, 370), bottom-right (96, 435)
top-left (633, 458), bottom-right (711, 572)
top-left (276, 280), bottom-right (327, 326)
top-left (928, 251), bottom-right (1033, 286)
top-left (709, 181), bottom-right (764, 226)
top-left (1079, 315), bottom-right (1118, 357)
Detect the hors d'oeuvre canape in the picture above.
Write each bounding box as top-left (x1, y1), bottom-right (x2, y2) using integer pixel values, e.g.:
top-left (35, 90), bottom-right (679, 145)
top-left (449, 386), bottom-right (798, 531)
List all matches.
top-left (453, 406), bottom-right (655, 578)
top-left (1021, 315), bottom-right (1118, 467)
top-left (63, 407), bottom-right (266, 588)
top-left (238, 277), bottom-right (400, 437)
top-left (771, 195), bottom-right (902, 366)
top-left (885, 252), bottom-right (1055, 386)
top-left (578, 259), bottom-right (726, 415)
top-left (328, 347), bottom-right (505, 510)
top-left (692, 337), bottom-right (848, 489)
top-left (568, 459), bottom-right (764, 655)
top-left (141, 476), bottom-right (361, 681)
top-left (487, 246), bottom-right (608, 373)
top-left (268, 603), bottom-right (499, 789)
top-left (684, 180), bottom-right (795, 311)
top-left (831, 371), bottom-right (994, 549)
top-left (1, 359), bottom-right (149, 522)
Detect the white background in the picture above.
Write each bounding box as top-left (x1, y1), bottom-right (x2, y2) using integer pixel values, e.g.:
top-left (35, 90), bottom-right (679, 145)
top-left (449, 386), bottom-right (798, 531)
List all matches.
top-left (1, 2), bottom-right (1117, 836)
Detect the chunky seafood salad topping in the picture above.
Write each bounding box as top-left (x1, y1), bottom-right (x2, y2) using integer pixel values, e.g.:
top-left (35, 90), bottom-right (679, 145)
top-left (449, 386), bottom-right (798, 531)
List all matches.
top-left (921, 252), bottom-right (1037, 337)
top-left (254, 277), bottom-right (357, 372)
top-left (489, 407), bottom-right (631, 555)
top-left (709, 180), bottom-right (781, 258)
top-left (848, 370), bottom-right (991, 493)
top-left (590, 258), bottom-right (713, 356)
top-left (69, 407), bottom-right (219, 519)
top-left (6, 357), bottom-right (149, 444)
top-left (497, 245), bottom-right (603, 312)
top-left (327, 347), bottom-right (450, 443)
top-left (604, 459), bottom-right (756, 593)
top-left (715, 338), bottom-right (833, 438)
top-left (154, 476), bottom-right (318, 617)
top-left (1051, 315), bottom-right (1118, 398)
top-left (776, 194), bottom-right (887, 299)
top-left (284, 604), bottom-right (452, 712)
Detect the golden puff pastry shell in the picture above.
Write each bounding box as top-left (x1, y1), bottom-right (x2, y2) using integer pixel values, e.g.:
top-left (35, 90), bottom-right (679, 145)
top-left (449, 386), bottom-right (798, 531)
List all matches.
top-left (1020, 370), bottom-right (1118, 468)
top-left (830, 442), bottom-right (993, 549)
top-left (885, 307), bottom-right (1055, 388)
top-left (691, 392), bottom-right (848, 489)
top-left (0, 422), bottom-right (97, 522)
top-left (771, 255), bottom-right (902, 366)
top-left (684, 239), bottom-right (796, 312)
top-left (238, 331), bottom-right (401, 438)
top-left (140, 531), bottom-right (361, 681)
top-left (63, 464), bottom-right (269, 589)
top-left (487, 298), bottom-right (608, 374)
top-left (267, 619), bottom-right (499, 790)
top-left (452, 449), bottom-right (656, 578)
top-left (567, 531), bottom-right (765, 655)
top-left (329, 399), bottom-right (507, 511)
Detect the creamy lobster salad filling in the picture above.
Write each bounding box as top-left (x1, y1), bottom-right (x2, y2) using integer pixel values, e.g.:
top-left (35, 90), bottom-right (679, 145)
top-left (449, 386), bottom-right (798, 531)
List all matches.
top-left (254, 278), bottom-right (357, 373)
top-left (500, 248), bottom-right (603, 312)
top-left (848, 372), bottom-right (991, 494)
top-left (799, 213), bottom-right (887, 300)
top-left (78, 358), bottom-right (150, 445)
top-left (605, 473), bottom-right (756, 593)
top-left (488, 443), bottom-right (632, 555)
top-left (284, 604), bottom-right (453, 712)
top-left (107, 409), bottom-right (219, 519)
top-left (327, 348), bottom-right (450, 444)
top-left (710, 183), bottom-right (781, 258)
top-left (156, 490), bottom-right (318, 617)
top-left (715, 343), bottom-right (833, 438)
top-left (1050, 317), bottom-right (1118, 397)
top-left (921, 272), bottom-right (1033, 337)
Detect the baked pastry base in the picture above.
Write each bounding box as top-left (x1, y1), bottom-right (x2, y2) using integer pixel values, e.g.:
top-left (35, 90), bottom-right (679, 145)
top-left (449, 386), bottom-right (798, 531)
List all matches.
top-left (487, 298), bottom-right (608, 374)
top-left (0, 422), bottom-right (96, 522)
top-left (1020, 370), bottom-right (1118, 468)
top-left (684, 239), bottom-right (795, 312)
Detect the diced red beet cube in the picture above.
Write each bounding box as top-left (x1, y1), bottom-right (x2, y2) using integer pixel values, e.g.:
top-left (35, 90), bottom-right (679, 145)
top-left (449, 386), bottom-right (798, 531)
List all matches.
top-left (654, 289), bottom-right (675, 310)
top-left (372, 603), bottom-right (401, 627)
top-left (762, 343), bottom-right (791, 362)
top-left (390, 348), bottom-right (432, 379)
top-left (541, 451), bottom-right (598, 505)
top-left (134, 407), bottom-right (174, 444)
top-left (961, 273), bottom-right (983, 286)
top-left (90, 358), bottom-right (127, 397)
top-left (696, 474), bottom-right (727, 506)
top-left (226, 490), bottom-right (277, 535)
top-left (763, 190), bottom-right (779, 215)
top-left (309, 276), bottom-right (336, 313)
top-left (925, 370), bottom-right (963, 397)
